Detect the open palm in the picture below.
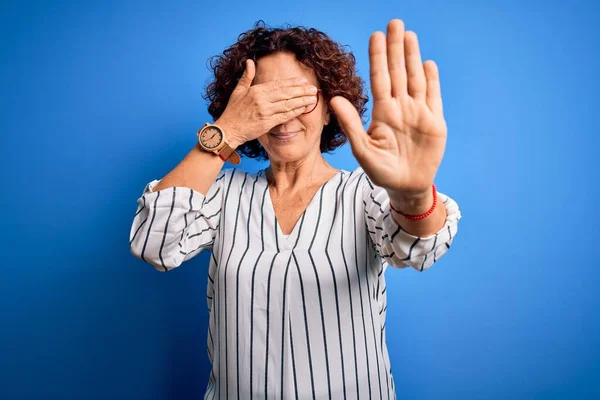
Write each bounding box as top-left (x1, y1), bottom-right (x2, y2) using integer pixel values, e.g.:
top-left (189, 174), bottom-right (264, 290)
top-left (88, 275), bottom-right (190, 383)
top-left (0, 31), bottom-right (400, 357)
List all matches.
top-left (330, 19), bottom-right (447, 196)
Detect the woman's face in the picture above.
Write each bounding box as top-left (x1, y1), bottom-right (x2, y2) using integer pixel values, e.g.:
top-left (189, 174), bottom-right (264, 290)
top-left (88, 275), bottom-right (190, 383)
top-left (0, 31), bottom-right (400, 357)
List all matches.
top-left (253, 52), bottom-right (329, 163)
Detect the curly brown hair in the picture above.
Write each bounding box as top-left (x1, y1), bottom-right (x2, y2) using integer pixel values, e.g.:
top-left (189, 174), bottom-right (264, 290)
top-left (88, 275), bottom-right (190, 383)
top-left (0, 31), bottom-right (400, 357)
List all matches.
top-left (203, 20), bottom-right (369, 160)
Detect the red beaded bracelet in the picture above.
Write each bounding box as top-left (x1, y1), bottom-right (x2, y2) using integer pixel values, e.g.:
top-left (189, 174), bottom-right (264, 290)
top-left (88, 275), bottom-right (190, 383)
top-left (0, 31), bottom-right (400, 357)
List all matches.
top-left (389, 184), bottom-right (437, 221)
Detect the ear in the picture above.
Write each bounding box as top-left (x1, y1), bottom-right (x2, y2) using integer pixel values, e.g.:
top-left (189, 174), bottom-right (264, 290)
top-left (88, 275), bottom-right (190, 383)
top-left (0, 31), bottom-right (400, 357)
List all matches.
top-left (324, 112), bottom-right (331, 126)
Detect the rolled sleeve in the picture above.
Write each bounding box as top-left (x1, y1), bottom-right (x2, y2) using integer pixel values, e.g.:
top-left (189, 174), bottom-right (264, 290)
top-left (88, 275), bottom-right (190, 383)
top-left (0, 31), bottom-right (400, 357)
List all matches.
top-left (129, 171), bottom-right (225, 271)
top-left (362, 173), bottom-right (462, 271)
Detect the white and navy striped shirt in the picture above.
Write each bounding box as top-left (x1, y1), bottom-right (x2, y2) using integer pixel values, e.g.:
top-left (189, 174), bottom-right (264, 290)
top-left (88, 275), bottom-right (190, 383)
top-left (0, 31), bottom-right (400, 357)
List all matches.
top-left (130, 167), bottom-right (461, 400)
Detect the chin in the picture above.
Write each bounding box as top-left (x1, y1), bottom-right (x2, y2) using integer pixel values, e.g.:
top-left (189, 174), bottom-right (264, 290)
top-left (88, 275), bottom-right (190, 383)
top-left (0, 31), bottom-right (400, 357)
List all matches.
top-left (262, 137), bottom-right (299, 159)
top-left (266, 148), bottom-right (303, 163)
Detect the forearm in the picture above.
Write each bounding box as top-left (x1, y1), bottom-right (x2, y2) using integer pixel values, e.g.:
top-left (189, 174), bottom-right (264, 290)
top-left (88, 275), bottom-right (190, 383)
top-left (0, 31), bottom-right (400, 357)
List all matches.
top-left (388, 188), bottom-right (447, 237)
top-left (152, 144), bottom-right (225, 195)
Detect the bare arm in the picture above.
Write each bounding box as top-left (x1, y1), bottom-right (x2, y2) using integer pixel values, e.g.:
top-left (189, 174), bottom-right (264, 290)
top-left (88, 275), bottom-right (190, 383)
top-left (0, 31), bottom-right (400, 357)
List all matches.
top-left (151, 143), bottom-right (226, 195)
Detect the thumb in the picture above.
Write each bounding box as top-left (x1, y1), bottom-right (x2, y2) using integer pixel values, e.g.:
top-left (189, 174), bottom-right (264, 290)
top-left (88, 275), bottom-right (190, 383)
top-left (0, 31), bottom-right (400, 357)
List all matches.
top-left (330, 96), bottom-right (367, 149)
top-left (237, 59), bottom-right (256, 89)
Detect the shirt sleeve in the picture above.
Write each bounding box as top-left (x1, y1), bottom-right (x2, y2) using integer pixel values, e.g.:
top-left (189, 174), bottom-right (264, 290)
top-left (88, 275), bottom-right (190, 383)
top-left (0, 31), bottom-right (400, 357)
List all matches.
top-left (361, 171), bottom-right (462, 271)
top-left (129, 170), bottom-right (226, 272)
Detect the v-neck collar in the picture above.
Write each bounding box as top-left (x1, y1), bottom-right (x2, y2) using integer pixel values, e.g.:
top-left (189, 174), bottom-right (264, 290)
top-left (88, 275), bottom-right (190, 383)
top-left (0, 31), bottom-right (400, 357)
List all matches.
top-left (259, 168), bottom-right (344, 251)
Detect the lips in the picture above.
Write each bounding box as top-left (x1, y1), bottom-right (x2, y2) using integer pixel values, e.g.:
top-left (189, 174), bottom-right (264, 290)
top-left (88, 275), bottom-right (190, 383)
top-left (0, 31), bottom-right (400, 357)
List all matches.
top-left (270, 130), bottom-right (299, 140)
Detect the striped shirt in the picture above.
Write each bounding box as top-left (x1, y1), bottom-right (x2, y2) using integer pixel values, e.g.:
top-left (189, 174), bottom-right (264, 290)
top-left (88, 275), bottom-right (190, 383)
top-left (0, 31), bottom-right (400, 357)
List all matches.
top-left (129, 167), bottom-right (461, 400)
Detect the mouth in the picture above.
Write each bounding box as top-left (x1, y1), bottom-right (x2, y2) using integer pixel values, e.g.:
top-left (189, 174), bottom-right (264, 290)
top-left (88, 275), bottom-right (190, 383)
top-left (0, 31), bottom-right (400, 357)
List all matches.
top-left (270, 130), bottom-right (300, 140)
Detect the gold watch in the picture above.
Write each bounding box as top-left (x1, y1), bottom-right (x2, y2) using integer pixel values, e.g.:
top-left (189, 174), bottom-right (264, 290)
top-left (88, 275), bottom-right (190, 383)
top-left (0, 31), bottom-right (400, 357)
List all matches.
top-left (197, 123), bottom-right (241, 165)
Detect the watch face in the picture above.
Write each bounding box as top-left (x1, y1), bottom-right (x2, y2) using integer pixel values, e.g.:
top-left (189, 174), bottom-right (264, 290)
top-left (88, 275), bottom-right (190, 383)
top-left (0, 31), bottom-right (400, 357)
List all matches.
top-left (199, 126), bottom-right (223, 149)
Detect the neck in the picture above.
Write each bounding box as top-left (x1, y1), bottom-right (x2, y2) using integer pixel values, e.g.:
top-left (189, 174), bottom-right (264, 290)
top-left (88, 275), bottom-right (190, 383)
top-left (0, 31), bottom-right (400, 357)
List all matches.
top-left (266, 153), bottom-right (336, 194)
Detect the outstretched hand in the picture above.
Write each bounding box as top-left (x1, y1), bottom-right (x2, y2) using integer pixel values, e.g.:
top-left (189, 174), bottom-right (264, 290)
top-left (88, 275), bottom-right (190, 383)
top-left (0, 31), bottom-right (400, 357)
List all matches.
top-left (330, 19), bottom-right (447, 199)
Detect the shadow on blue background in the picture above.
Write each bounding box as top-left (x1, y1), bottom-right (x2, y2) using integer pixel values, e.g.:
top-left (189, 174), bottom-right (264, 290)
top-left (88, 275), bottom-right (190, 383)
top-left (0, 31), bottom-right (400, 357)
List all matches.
top-left (1, 0), bottom-right (599, 398)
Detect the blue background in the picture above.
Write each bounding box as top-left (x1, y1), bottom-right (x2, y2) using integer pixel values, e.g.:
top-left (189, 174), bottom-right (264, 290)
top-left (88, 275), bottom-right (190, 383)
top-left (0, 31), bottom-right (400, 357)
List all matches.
top-left (2, 0), bottom-right (599, 398)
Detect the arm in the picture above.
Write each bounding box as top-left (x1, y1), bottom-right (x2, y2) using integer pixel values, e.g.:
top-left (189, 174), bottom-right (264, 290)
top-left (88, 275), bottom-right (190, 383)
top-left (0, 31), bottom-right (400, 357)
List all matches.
top-left (130, 60), bottom-right (317, 270)
top-left (331, 20), bottom-right (458, 263)
top-left (151, 143), bottom-right (227, 195)
top-left (130, 124), bottom-right (232, 271)
top-left (362, 174), bottom-right (461, 271)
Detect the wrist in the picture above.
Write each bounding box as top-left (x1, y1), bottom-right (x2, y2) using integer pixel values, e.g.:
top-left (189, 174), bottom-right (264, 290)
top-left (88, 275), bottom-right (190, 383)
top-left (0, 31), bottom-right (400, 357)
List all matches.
top-left (214, 118), bottom-right (244, 149)
top-left (388, 186), bottom-right (436, 217)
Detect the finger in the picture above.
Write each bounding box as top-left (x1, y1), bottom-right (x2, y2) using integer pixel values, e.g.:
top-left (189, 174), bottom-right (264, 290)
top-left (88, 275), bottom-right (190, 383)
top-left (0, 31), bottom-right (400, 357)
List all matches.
top-left (405, 31), bottom-right (426, 101)
top-left (266, 76), bottom-right (311, 91)
top-left (369, 32), bottom-right (392, 101)
top-left (275, 105), bottom-right (310, 124)
top-left (329, 96), bottom-right (368, 152)
top-left (272, 95), bottom-right (318, 114)
top-left (424, 60), bottom-right (444, 115)
top-left (386, 19), bottom-right (407, 98)
top-left (237, 59), bottom-right (255, 89)
top-left (268, 83), bottom-right (318, 102)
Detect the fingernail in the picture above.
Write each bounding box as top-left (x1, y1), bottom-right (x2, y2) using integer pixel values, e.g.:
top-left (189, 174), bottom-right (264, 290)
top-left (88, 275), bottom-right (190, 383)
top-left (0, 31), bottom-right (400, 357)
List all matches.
top-left (309, 96), bottom-right (317, 102)
top-left (300, 78), bottom-right (308, 83)
top-left (308, 86), bottom-right (318, 94)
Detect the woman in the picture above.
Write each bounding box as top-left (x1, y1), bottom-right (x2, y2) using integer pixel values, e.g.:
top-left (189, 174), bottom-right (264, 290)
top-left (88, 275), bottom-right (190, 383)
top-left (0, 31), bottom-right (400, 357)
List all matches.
top-left (130, 19), bottom-right (461, 399)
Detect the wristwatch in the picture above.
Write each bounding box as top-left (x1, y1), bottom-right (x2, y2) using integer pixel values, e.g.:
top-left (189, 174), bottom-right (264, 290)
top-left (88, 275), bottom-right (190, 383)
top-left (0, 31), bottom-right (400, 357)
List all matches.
top-left (197, 122), bottom-right (241, 165)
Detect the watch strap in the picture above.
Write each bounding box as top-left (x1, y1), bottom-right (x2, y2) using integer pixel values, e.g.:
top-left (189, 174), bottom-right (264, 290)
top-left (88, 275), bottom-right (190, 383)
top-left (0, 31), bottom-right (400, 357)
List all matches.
top-left (218, 143), bottom-right (241, 165)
